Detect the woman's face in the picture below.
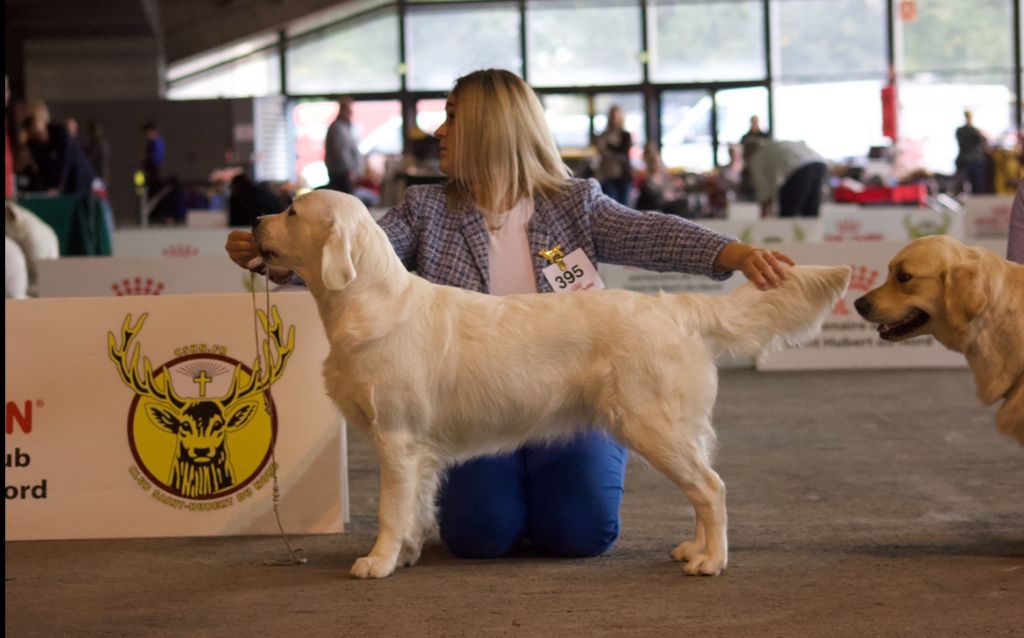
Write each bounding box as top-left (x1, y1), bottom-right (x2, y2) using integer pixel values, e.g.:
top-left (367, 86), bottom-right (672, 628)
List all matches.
top-left (435, 95), bottom-right (456, 175)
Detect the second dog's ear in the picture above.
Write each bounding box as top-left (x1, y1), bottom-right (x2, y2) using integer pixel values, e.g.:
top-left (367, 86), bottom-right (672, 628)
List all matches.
top-left (322, 229), bottom-right (357, 290)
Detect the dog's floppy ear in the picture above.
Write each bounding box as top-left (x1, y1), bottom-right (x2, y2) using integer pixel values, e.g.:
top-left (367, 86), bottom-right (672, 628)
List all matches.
top-left (321, 227), bottom-right (357, 290)
top-left (942, 260), bottom-right (986, 335)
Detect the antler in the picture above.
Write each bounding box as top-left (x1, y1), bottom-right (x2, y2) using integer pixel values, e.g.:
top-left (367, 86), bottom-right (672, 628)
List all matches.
top-left (220, 305), bottom-right (296, 406)
top-left (108, 314), bottom-right (187, 409)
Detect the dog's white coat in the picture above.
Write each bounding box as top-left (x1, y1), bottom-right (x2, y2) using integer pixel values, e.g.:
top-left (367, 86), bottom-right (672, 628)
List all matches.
top-left (254, 190), bottom-right (851, 578)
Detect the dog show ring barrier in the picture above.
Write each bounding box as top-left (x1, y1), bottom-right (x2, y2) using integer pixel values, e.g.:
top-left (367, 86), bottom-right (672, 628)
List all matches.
top-left (5, 292), bottom-right (347, 541)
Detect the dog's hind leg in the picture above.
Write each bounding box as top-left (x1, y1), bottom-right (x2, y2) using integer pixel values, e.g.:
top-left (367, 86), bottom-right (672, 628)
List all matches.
top-left (352, 431), bottom-right (422, 579)
top-left (624, 423), bottom-right (728, 576)
top-left (398, 454), bottom-right (443, 568)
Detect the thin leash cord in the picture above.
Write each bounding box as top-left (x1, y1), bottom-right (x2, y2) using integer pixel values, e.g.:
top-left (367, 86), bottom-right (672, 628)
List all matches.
top-left (250, 271), bottom-right (307, 566)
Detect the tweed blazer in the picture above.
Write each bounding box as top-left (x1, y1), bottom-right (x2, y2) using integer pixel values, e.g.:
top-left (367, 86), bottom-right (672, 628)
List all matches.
top-left (376, 178), bottom-right (737, 294)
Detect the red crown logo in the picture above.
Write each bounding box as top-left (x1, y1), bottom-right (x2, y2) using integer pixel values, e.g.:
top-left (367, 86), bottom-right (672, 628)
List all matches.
top-left (111, 277), bottom-right (166, 296)
top-left (848, 265), bottom-right (879, 292)
top-left (161, 244), bottom-right (200, 258)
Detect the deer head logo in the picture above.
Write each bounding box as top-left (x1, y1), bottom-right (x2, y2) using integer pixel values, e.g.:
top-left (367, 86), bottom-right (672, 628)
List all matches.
top-left (109, 309), bottom-right (295, 499)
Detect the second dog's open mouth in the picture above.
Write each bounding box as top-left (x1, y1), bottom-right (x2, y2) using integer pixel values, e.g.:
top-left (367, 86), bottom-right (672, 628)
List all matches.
top-left (877, 308), bottom-right (929, 340)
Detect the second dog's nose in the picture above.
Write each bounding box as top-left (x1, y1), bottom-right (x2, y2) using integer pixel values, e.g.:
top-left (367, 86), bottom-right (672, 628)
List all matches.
top-left (853, 296), bottom-right (872, 317)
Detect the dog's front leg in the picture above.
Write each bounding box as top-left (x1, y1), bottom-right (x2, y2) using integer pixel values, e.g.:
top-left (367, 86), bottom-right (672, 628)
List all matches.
top-left (398, 456), bottom-right (443, 568)
top-left (351, 434), bottom-right (419, 579)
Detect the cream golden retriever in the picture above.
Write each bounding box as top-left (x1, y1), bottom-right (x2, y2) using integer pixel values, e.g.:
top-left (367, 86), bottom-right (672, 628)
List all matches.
top-left (854, 235), bottom-right (1024, 443)
top-left (252, 190), bottom-right (851, 579)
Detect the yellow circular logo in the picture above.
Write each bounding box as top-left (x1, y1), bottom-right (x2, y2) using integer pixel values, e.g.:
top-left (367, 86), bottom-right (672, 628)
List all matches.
top-left (127, 354), bottom-right (276, 500)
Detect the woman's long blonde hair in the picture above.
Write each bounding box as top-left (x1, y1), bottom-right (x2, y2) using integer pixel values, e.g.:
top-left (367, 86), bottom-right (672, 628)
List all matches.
top-left (445, 69), bottom-right (571, 213)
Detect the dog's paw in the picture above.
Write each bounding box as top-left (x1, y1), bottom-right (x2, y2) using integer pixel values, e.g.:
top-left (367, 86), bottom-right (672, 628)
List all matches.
top-left (350, 555), bottom-right (397, 579)
top-left (398, 542), bottom-right (422, 568)
top-left (682, 552), bottom-right (726, 576)
top-left (671, 540), bottom-right (705, 562)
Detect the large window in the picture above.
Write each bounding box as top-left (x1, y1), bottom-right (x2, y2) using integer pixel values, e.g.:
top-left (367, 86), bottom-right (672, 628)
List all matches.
top-left (526, 0), bottom-right (643, 87)
top-left (648, 0), bottom-right (765, 83)
top-left (406, 3), bottom-right (521, 91)
top-left (292, 99), bottom-right (402, 188)
top-left (286, 9), bottom-right (401, 94)
top-left (898, 0), bottom-right (1018, 173)
top-left (661, 90), bottom-right (713, 172)
top-left (167, 49), bottom-right (280, 100)
top-left (541, 94), bottom-right (591, 149)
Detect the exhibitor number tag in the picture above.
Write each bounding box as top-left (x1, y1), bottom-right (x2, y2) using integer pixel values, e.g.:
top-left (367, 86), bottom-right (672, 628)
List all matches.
top-left (541, 248), bottom-right (605, 293)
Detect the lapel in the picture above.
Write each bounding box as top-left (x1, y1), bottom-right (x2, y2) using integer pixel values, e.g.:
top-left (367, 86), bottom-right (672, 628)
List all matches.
top-left (457, 202), bottom-right (491, 293)
top-left (529, 193), bottom-right (572, 294)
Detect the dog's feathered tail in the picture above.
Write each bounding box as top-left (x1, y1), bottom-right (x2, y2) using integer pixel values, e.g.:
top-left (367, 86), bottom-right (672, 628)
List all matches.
top-left (681, 265), bottom-right (852, 357)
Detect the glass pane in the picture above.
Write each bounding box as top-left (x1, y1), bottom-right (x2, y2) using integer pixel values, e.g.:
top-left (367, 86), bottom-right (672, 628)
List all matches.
top-left (286, 10), bottom-right (401, 94)
top-left (541, 93), bottom-right (591, 149)
top-left (715, 86), bottom-right (769, 166)
top-left (660, 90), bottom-right (713, 172)
top-left (292, 99), bottom-right (402, 188)
top-left (648, 0), bottom-right (765, 82)
top-left (167, 33), bottom-right (278, 82)
top-left (899, 74), bottom-right (1016, 174)
top-left (415, 98), bottom-right (447, 136)
top-left (167, 51), bottom-right (281, 99)
top-left (406, 3), bottom-right (522, 91)
top-left (526, 0), bottom-right (642, 87)
top-left (774, 80), bottom-right (886, 161)
top-left (777, 0), bottom-right (887, 81)
top-left (901, 0), bottom-right (1014, 75)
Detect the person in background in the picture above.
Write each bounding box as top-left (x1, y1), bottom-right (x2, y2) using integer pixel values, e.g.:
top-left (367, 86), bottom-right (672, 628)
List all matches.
top-left (23, 101), bottom-right (95, 197)
top-left (81, 121), bottom-right (110, 186)
top-left (228, 172), bottom-right (289, 228)
top-left (227, 68), bottom-right (794, 562)
top-left (747, 139), bottom-right (828, 218)
top-left (594, 105), bottom-right (633, 205)
top-left (738, 115), bottom-right (771, 200)
top-left (1008, 183), bottom-right (1024, 264)
top-left (142, 121), bottom-right (165, 189)
top-left (634, 142), bottom-right (682, 214)
top-left (324, 97), bottom-right (363, 194)
top-left (955, 110), bottom-right (989, 195)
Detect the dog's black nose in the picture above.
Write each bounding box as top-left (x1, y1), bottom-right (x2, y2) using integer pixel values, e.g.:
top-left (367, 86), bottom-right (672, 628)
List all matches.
top-left (853, 296), bottom-right (872, 317)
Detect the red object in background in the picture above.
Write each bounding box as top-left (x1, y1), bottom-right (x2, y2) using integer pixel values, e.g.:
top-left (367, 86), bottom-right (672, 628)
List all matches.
top-left (900, 0), bottom-right (917, 22)
top-left (833, 184), bottom-right (927, 206)
top-left (881, 84), bottom-right (899, 141)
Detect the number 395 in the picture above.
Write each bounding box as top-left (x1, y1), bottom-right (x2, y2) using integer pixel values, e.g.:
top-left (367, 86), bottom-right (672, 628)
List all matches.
top-left (555, 265), bottom-right (586, 289)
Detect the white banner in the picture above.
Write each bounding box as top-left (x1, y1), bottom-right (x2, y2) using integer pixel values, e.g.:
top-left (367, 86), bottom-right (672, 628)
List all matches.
top-left (5, 291), bottom-right (347, 541)
top-left (819, 204), bottom-right (964, 242)
top-left (756, 240), bottom-right (1007, 370)
top-left (112, 228), bottom-right (233, 258)
top-left (37, 256), bottom-right (272, 297)
top-left (963, 194), bottom-right (1013, 240)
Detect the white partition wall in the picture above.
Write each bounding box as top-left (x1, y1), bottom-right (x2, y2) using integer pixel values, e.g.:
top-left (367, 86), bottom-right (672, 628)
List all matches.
top-left (37, 256), bottom-right (271, 297)
top-left (5, 291), bottom-right (347, 541)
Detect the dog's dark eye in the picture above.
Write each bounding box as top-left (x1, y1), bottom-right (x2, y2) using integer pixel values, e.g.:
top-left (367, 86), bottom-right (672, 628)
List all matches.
top-left (895, 272), bottom-right (912, 283)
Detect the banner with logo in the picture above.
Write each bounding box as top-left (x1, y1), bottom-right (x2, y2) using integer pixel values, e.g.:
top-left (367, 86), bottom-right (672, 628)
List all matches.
top-left (5, 291), bottom-right (347, 541)
top-left (757, 240), bottom-right (1007, 370)
top-left (36, 256), bottom-right (275, 297)
top-left (112, 228), bottom-right (235, 258)
top-left (819, 204), bottom-right (964, 242)
top-left (963, 194), bottom-right (1013, 240)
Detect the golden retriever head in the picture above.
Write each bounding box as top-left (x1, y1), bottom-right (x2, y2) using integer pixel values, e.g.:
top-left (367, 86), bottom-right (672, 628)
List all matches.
top-left (253, 190), bottom-right (377, 291)
top-left (853, 235), bottom-right (991, 350)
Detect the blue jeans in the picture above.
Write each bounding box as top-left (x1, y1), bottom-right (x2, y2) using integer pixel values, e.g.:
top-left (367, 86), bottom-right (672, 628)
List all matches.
top-left (437, 431), bottom-right (627, 559)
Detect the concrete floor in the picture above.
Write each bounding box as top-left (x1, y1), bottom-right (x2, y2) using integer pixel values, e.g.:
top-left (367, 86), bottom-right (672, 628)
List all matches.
top-left (5, 368), bottom-right (1023, 637)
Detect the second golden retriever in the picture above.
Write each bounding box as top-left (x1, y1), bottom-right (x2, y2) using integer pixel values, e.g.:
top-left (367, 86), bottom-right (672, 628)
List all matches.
top-left (854, 235), bottom-right (1024, 443)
